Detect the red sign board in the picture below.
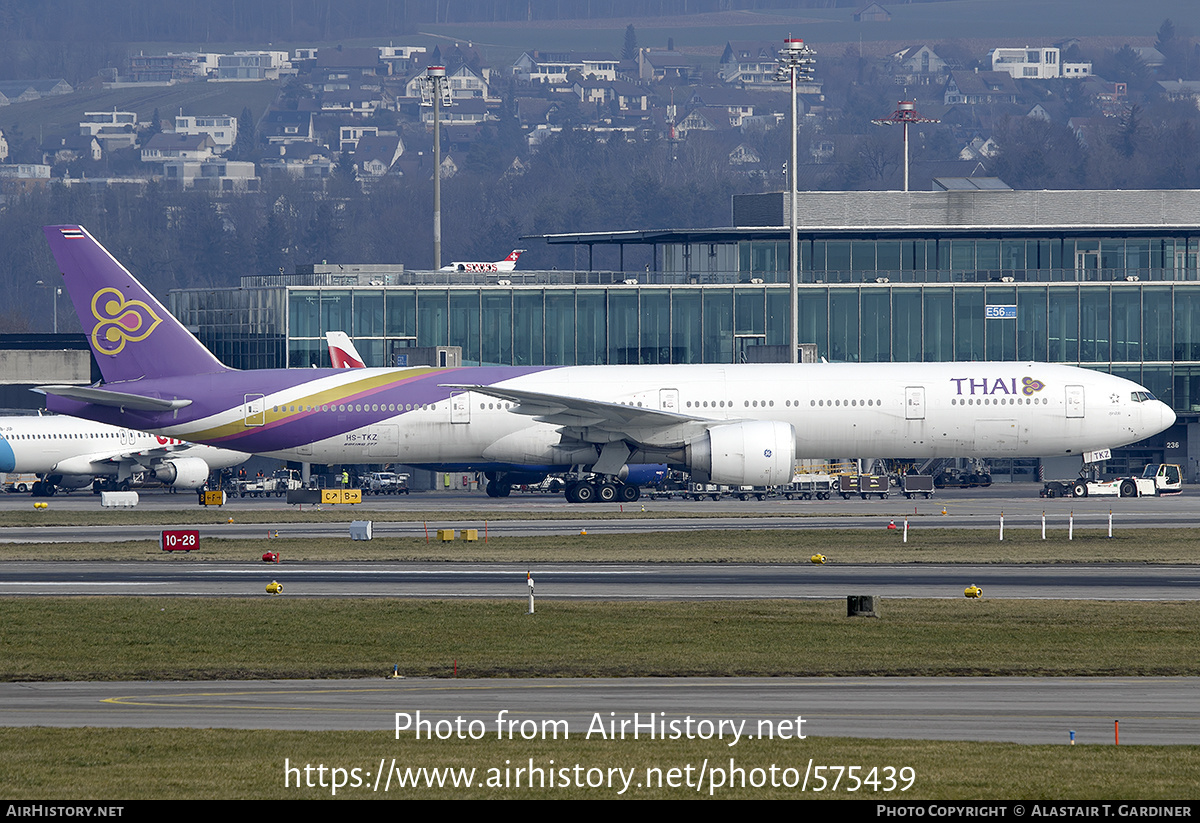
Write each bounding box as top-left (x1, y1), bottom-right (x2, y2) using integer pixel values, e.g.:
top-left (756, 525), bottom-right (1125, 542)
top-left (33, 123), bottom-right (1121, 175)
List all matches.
top-left (161, 530), bottom-right (199, 552)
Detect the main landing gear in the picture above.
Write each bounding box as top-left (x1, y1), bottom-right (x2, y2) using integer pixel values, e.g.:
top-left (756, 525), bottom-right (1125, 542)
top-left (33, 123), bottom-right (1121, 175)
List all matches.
top-left (484, 480), bottom-right (512, 497)
top-left (564, 478), bottom-right (640, 504)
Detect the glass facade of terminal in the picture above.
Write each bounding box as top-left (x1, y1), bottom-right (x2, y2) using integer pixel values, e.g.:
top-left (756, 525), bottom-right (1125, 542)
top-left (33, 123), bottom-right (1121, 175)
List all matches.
top-left (662, 237), bottom-right (1200, 284)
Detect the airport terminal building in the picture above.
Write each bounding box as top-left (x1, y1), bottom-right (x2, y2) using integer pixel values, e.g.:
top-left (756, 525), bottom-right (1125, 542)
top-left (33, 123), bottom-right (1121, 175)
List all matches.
top-left (169, 186), bottom-right (1200, 479)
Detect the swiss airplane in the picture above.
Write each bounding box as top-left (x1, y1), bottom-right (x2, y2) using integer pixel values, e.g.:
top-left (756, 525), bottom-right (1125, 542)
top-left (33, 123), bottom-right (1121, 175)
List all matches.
top-left (0, 413), bottom-right (249, 495)
top-left (326, 331), bottom-right (366, 368)
top-left (440, 249), bottom-right (524, 273)
top-left (36, 225), bottom-right (1175, 504)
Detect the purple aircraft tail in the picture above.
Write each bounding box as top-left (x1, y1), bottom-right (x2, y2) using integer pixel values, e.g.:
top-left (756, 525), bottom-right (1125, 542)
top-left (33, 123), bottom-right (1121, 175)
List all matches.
top-left (43, 225), bottom-right (232, 384)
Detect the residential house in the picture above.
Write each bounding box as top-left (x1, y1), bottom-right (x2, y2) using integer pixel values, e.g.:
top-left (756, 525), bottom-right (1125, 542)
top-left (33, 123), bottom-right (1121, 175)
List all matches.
top-left (339, 125), bottom-right (378, 152)
top-left (637, 49), bottom-right (708, 83)
top-left (944, 71), bottom-right (1020, 105)
top-left (513, 51), bottom-right (617, 85)
top-left (353, 134), bottom-right (404, 177)
top-left (321, 88), bottom-right (385, 117)
top-left (989, 47), bottom-right (1090, 79)
top-left (42, 135), bottom-right (102, 165)
top-left (140, 133), bottom-right (216, 164)
top-left (890, 45), bottom-right (949, 85)
top-left (262, 111), bottom-right (316, 145)
top-left (163, 158), bottom-right (259, 191)
top-left (260, 141), bottom-right (334, 179)
top-left (571, 79), bottom-right (651, 115)
top-left (80, 111), bottom-right (139, 152)
top-left (81, 111), bottom-right (137, 136)
top-left (719, 41), bottom-right (782, 87)
top-left (126, 53), bottom-right (208, 83)
top-left (854, 3), bottom-right (891, 22)
top-left (315, 46), bottom-right (389, 91)
top-left (174, 115), bottom-right (238, 154)
top-left (685, 87), bottom-right (762, 128)
top-left (728, 143), bottom-right (761, 165)
top-left (0, 163), bottom-right (51, 194)
top-left (379, 45), bottom-right (428, 75)
top-left (404, 64), bottom-right (494, 103)
top-left (958, 135), bottom-right (1000, 161)
top-left (676, 106), bottom-right (735, 137)
top-left (216, 51), bottom-right (290, 81)
top-left (1157, 80), bottom-right (1200, 106)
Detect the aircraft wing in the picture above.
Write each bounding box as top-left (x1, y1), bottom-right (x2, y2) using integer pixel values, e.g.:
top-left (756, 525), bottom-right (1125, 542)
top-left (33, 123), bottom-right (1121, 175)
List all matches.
top-left (35, 385), bottom-right (192, 412)
top-left (441, 383), bottom-right (711, 449)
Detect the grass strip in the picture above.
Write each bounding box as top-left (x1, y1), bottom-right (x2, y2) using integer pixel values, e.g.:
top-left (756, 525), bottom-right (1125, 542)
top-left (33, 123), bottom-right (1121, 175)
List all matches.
top-left (3, 527), bottom-right (1200, 563)
top-left (0, 504), bottom-right (850, 527)
top-left (2, 728), bottom-right (1197, 799)
top-left (2, 598), bottom-right (1197, 681)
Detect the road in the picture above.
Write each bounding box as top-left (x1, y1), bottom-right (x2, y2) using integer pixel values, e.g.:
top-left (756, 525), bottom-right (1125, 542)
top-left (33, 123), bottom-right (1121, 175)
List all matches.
top-left (3, 560), bottom-right (1199, 600)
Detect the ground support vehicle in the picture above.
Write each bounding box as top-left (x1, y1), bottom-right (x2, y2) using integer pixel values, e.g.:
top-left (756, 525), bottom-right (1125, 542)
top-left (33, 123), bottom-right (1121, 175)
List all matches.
top-left (933, 467), bottom-right (992, 488)
top-left (689, 482), bottom-right (730, 501)
top-left (781, 473), bottom-right (836, 500)
top-left (365, 471), bottom-right (410, 495)
top-left (1041, 463), bottom-right (1183, 498)
top-left (902, 474), bottom-right (936, 499)
top-left (736, 485), bottom-right (779, 501)
top-left (838, 474), bottom-right (890, 500)
top-left (2, 473), bottom-right (39, 493)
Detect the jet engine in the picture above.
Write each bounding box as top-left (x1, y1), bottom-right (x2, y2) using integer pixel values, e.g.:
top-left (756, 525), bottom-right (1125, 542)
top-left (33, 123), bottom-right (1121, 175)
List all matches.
top-left (685, 421), bottom-right (796, 486)
top-left (150, 457), bottom-right (210, 488)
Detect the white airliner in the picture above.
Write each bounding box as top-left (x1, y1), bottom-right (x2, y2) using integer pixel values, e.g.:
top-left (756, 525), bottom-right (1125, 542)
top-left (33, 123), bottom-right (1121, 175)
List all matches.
top-left (36, 224), bottom-right (1177, 504)
top-left (440, 249), bottom-right (524, 273)
top-left (0, 414), bottom-right (249, 495)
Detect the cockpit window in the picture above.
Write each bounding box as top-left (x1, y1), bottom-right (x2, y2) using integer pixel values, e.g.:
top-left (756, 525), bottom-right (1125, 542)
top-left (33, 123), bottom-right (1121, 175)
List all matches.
top-left (1130, 391), bottom-right (1156, 402)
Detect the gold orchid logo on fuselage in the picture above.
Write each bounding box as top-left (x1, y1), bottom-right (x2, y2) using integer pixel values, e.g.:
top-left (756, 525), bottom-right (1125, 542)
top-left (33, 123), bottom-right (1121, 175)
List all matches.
top-left (90, 288), bottom-right (162, 355)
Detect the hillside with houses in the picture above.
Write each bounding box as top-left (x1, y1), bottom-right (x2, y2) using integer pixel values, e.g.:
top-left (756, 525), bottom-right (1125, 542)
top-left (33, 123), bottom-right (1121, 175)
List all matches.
top-left (0, 6), bottom-right (1198, 330)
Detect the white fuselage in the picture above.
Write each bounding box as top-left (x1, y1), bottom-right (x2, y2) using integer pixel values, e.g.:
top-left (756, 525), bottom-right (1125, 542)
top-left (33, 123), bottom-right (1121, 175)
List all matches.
top-left (0, 415), bottom-right (248, 486)
top-left (154, 362), bottom-right (1175, 471)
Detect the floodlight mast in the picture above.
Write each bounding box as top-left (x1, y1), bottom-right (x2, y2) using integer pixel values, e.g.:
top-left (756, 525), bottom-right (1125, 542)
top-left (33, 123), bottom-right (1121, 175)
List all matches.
top-left (421, 66), bottom-right (451, 269)
top-left (774, 38), bottom-right (816, 364)
top-left (871, 101), bottom-right (940, 193)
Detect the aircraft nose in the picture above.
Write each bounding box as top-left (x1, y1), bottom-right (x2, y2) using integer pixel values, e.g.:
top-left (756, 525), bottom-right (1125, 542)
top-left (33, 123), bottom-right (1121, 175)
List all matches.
top-left (1159, 401), bottom-right (1177, 433)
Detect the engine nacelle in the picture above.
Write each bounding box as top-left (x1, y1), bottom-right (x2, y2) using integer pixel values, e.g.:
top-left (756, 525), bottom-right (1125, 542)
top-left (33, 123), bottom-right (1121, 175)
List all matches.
top-left (686, 421), bottom-right (796, 486)
top-left (150, 457), bottom-right (210, 488)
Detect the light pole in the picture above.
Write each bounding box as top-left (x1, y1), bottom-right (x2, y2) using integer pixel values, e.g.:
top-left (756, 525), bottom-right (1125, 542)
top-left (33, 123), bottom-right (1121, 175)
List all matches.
top-left (872, 101), bottom-right (939, 193)
top-left (35, 279), bottom-right (60, 333)
top-left (421, 65), bottom-right (452, 270)
top-left (774, 38), bottom-right (815, 364)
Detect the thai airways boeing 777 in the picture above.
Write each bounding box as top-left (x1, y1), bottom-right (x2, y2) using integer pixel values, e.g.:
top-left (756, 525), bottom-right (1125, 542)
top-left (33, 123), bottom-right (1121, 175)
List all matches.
top-left (36, 225), bottom-right (1175, 503)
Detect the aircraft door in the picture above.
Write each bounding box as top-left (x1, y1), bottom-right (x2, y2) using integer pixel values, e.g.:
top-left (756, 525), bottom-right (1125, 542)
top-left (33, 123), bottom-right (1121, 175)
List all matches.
top-left (659, 389), bottom-right (679, 412)
top-left (450, 392), bottom-right (471, 424)
top-left (905, 387), bottom-right (926, 420)
top-left (243, 394), bottom-right (266, 427)
top-left (367, 425), bottom-right (399, 458)
top-left (1065, 385), bottom-right (1084, 418)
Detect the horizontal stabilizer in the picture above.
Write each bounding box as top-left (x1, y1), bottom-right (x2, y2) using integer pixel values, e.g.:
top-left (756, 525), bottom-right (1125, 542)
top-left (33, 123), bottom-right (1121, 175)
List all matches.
top-left (36, 385), bottom-right (192, 412)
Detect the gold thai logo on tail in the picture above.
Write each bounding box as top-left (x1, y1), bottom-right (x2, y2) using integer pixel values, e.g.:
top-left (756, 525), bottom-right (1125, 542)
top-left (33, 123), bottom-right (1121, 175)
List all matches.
top-left (90, 288), bottom-right (162, 355)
